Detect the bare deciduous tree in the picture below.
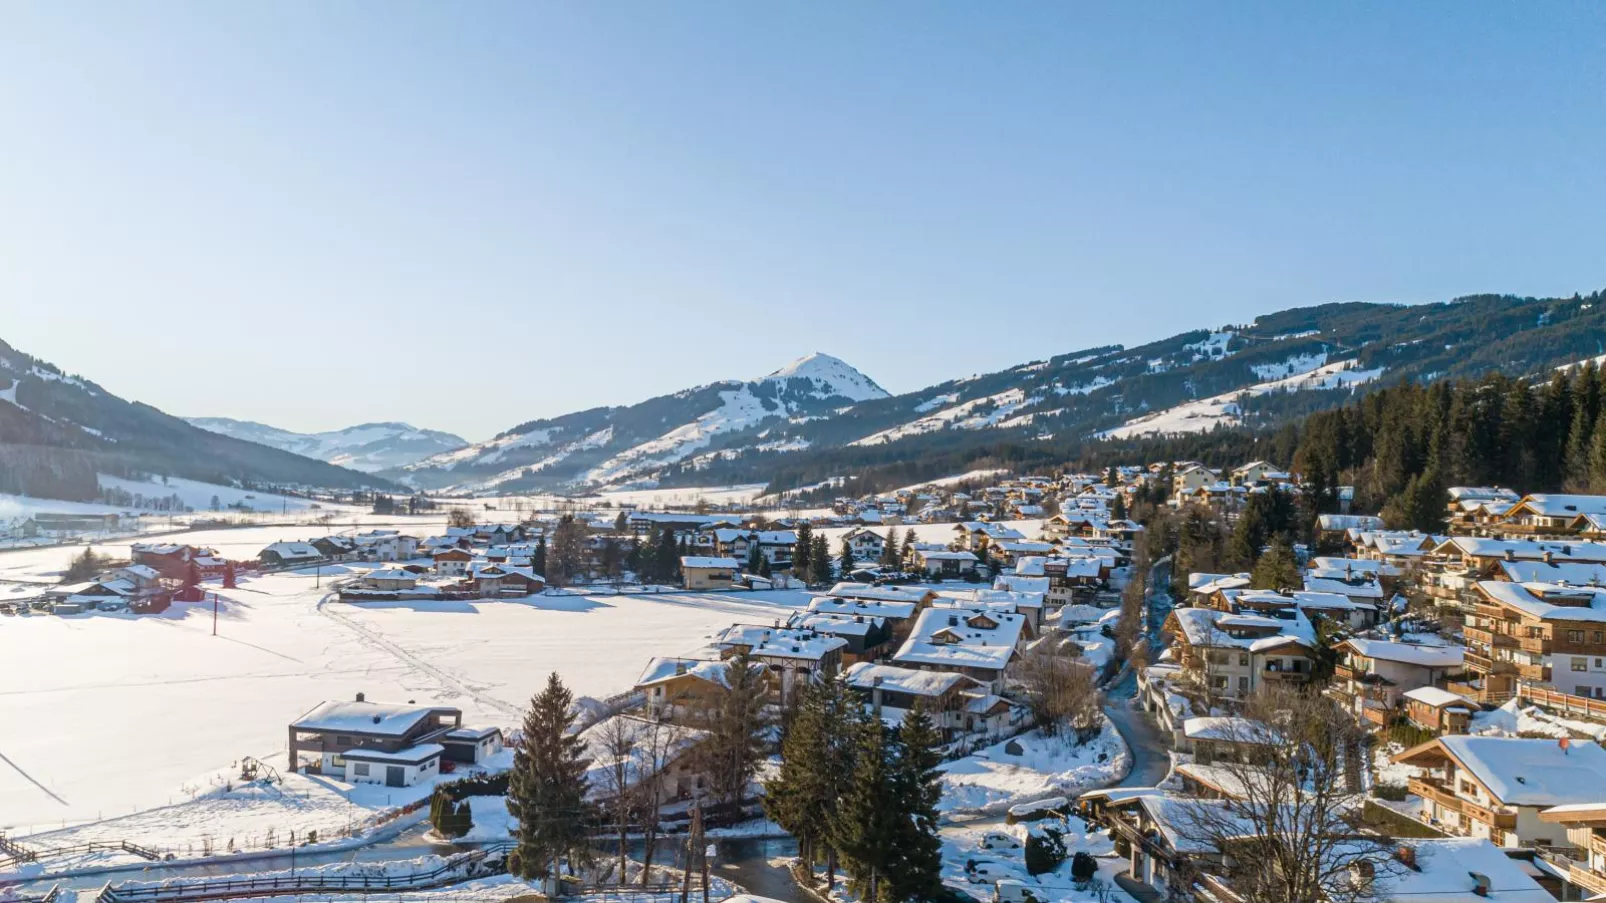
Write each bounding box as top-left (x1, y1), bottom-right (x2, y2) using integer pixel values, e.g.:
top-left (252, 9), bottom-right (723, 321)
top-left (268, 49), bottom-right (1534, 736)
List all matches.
top-left (1017, 643), bottom-right (1101, 739)
top-left (1172, 684), bottom-right (1402, 903)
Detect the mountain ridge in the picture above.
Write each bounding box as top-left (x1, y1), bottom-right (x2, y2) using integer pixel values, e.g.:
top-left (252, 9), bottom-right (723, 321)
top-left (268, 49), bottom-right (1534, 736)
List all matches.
top-left (185, 417), bottom-right (467, 473)
top-left (389, 288), bottom-right (1606, 496)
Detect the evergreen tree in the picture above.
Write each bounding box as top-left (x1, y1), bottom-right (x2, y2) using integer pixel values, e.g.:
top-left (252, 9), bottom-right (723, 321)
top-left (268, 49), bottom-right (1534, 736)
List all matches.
top-left (745, 541), bottom-right (765, 576)
top-left (886, 705), bottom-right (944, 902)
top-left (764, 674), bottom-right (859, 882)
top-left (532, 537), bottom-right (548, 579)
top-left (1250, 539), bottom-right (1299, 592)
top-left (793, 523), bottom-right (814, 582)
top-left (506, 673), bottom-right (591, 880)
top-left (839, 537), bottom-right (855, 580)
top-left (880, 527), bottom-right (900, 567)
top-left (830, 720), bottom-right (899, 901)
top-left (653, 528), bottom-right (679, 585)
top-left (614, 510), bottom-right (628, 533)
top-left (1566, 400), bottom-right (1596, 488)
top-left (703, 651), bottom-right (768, 806)
top-left (1590, 412), bottom-right (1606, 492)
top-left (811, 534), bottom-right (832, 586)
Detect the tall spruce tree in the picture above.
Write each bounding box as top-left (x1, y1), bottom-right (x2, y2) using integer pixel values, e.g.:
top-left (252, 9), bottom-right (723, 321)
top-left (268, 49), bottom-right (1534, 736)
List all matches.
top-left (880, 527), bottom-right (900, 567)
top-left (839, 537), bottom-right (855, 580)
top-left (746, 542), bottom-right (765, 576)
top-left (763, 674), bottom-right (859, 883)
top-left (704, 651), bottom-right (768, 806)
top-left (811, 534), bottom-right (832, 586)
top-left (829, 720), bottom-right (899, 901)
top-left (532, 537), bottom-right (548, 579)
top-left (887, 705), bottom-right (945, 903)
top-left (793, 523), bottom-right (814, 583)
top-left (506, 673), bottom-right (591, 880)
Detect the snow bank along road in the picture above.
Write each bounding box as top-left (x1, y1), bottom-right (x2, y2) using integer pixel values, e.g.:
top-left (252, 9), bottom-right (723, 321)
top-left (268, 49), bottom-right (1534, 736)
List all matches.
top-left (0, 565), bottom-right (810, 831)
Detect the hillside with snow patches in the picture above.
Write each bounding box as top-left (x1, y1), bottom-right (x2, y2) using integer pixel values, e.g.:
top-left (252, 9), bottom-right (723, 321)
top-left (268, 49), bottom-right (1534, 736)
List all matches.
top-left (186, 418), bottom-right (467, 473)
top-left (388, 291), bottom-right (1606, 494)
top-left (0, 338), bottom-right (393, 499)
top-left (391, 353), bottom-right (892, 493)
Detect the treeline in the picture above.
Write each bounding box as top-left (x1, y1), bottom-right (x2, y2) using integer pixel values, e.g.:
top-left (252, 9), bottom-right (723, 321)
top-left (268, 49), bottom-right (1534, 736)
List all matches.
top-left (0, 444), bottom-right (101, 501)
top-left (1293, 364), bottom-right (1606, 531)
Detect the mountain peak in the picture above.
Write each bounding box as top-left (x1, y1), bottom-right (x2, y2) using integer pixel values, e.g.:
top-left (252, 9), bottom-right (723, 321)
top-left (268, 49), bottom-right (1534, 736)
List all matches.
top-left (762, 352), bottom-right (888, 401)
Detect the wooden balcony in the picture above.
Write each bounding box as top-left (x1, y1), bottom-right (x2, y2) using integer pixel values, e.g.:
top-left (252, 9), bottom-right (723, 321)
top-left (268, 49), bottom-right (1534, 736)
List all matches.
top-left (1517, 635), bottom-right (1552, 654)
top-left (1462, 799), bottom-right (1518, 832)
top-left (1517, 663), bottom-right (1550, 682)
top-left (1474, 603), bottom-right (1514, 621)
top-left (1261, 669), bottom-right (1311, 682)
top-left (1590, 831), bottom-right (1606, 859)
top-left (1408, 776), bottom-right (1462, 813)
top-left (1334, 663), bottom-right (1359, 682)
top-left (1462, 626), bottom-right (1515, 648)
top-left (1462, 650), bottom-right (1508, 675)
top-left (1535, 849), bottom-right (1606, 897)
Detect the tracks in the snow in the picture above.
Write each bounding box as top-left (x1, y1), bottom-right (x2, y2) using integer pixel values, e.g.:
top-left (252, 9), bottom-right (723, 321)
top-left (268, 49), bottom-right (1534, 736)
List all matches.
top-left (312, 592), bottom-right (522, 719)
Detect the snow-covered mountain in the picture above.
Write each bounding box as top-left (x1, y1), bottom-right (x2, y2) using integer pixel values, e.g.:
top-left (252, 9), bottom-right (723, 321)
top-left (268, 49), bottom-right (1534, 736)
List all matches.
top-left (393, 352), bottom-right (888, 493)
top-left (0, 338), bottom-right (393, 500)
top-left (186, 418), bottom-right (467, 473)
top-left (389, 290), bottom-right (1606, 495)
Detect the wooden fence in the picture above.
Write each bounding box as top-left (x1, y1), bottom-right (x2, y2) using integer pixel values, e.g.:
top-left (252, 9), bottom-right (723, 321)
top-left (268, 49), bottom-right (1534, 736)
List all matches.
top-left (1519, 684), bottom-right (1606, 721)
top-left (95, 847), bottom-right (506, 903)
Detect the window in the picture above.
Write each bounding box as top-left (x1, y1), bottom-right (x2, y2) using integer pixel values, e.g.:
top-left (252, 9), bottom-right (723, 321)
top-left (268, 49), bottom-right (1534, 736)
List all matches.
top-left (1570, 630), bottom-right (1586, 644)
top-left (1580, 686), bottom-right (1593, 697)
top-left (1210, 675), bottom-right (1228, 689)
top-left (1595, 631), bottom-right (1604, 644)
top-left (353, 763), bottom-right (369, 776)
top-left (1239, 654), bottom-right (1249, 666)
top-left (1238, 676), bottom-right (1249, 691)
top-left (1574, 657), bottom-right (1589, 672)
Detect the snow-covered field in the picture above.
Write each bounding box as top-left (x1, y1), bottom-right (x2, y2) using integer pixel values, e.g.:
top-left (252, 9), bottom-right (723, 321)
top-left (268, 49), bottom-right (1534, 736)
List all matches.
top-left (940, 813), bottom-right (1137, 903)
top-left (0, 561), bottom-right (812, 833)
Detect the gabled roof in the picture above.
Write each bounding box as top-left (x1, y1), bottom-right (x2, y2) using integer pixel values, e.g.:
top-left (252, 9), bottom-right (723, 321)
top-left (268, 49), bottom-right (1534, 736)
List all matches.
top-left (1395, 735), bottom-right (1606, 807)
top-left (893, 606), bottom-right (1025, 672)
top-left (1339, 638), bottom-right (1464, 668)
top-left (844, 662), bottom-right (972, 697)
top-left (681, 556), bottom-right (740, 570)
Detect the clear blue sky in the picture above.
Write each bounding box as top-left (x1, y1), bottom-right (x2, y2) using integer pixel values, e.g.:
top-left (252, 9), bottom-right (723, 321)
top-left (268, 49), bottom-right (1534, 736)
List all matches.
top-left (3, 3), bottom-right (1604, 441)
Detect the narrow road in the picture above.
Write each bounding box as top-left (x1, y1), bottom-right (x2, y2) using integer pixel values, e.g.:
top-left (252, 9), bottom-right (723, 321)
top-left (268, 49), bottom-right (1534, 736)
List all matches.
top-left (1102, 669), bottom-right (1171, 788)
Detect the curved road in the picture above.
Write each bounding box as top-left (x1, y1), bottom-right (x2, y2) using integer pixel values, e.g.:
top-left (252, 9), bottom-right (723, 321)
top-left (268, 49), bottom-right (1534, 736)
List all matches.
top-left (1102, 668), bottom-right (1171, 788)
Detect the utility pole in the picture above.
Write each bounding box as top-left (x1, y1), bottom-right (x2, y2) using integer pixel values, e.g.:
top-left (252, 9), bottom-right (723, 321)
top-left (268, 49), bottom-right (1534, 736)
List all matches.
top-left (212, 591), bottom-right (218, 636)
top-left (699, 808), bottom-right (710, 903)
top-left (679, 805), bottom-right (698, 903)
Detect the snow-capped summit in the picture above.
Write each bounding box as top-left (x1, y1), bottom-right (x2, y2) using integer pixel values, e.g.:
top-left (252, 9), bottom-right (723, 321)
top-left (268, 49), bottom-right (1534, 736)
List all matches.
top-left (762, 352), bottom-right (889, 402)
top-left (186, 417), bottom-right (467, 473)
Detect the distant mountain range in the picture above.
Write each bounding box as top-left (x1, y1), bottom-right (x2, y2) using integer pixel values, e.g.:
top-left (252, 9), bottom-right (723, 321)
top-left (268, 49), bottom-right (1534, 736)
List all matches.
top-left (389, 289), bottom-right (1606, 495)
top-left (0, 339), bottom-right (395, 501)
top-left (185, 418), bottom-right (467, 473)
top-left (9, 287), bottom-right (1606, 505)
top-left (391, 353), bottom-right (890, 493)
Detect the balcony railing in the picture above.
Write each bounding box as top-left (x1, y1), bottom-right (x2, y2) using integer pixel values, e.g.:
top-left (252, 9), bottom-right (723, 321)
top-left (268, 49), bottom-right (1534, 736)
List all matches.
top-left (1534, 849), bottom-right (1606, 897)
top-left (1517, 635), bottom-right (1552, 654)
top-left (1462, 799), bottom-right (1517, 832)
top-left (1408, 776), bottom-right (1462, 813)
top-left (1463, 626), bottom-right (1515, 648)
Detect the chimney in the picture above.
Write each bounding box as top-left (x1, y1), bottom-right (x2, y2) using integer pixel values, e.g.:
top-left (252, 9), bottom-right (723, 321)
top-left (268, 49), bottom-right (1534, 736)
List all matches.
top-left (1470, 873), bottom-right (1491, 897)
top-left (1504, 549), bottom-right (1515, 562)
top-left (675, 661), bottom-right (687, 676)
top-left (355, 691), bottom-right (366, 702)
top-left (948, 615), bottom-right (959, 626)
top-left (1544, 550), bottom-right (1554, 564)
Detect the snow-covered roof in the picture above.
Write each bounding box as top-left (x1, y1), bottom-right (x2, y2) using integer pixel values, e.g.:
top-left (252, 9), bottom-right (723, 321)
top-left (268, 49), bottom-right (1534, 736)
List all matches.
top-left (580, 715), bottom-right (708, 796)
top-left (844, 662), bottom-right (971, 697)
top-left (364, 568), bottom-right (417, 582)
top-left (893, 606), bottom-right (1026, 672)
top-left (1448, 486), bottom-right (1520, 503)
top-left (635, 657), bottom-right (749, 689)
top-left (1437, 735), bottom-right (1606, 807)
top-left (115, 564), bottom-right (161, 580)
top-left (680, 556), bottom-right (740, 570)
top-left (262, 541), bottom-right (320, 559)
top-left (1390, 839), bottom-right (1551, 900)
top-left (1506, 493), bottom-right (1606, 518)
top-left (1316, 514), bottom-right (1385, 531)
top-left (1402, 686), bottom-right (1473, 710)
top-left (1341, 638), bottom-right (1465, 669)
top-left (810, 594), bottom-right (919, 621)
top-left (714, 624), bottom-right (848, 661)
top-left (1182, 716), bottom-right (1278, 744)
top-left (1302, 573), bottom-right (1384, 599)
top-left (1188, 572), bottom-right (1252, 594)
top-left (825, 582), bottom-right (929, 608)
top-left (1497, 558), bottom-right (1606, 586)
top-left (291, 700), bottom-right (457, 736)
top-left (1437, 536), bottom-right (1606, 563)
top-left (788, 611), bottom-right (881, 637)
top-left (1169, 606), bottom-right (1315, 650)
top-left (994, 574), bottom-right (1050, 594)
top-left (1477, 580), bottom-right (1606, 622)
top-left (917, 550), bottom-right (979, 562)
